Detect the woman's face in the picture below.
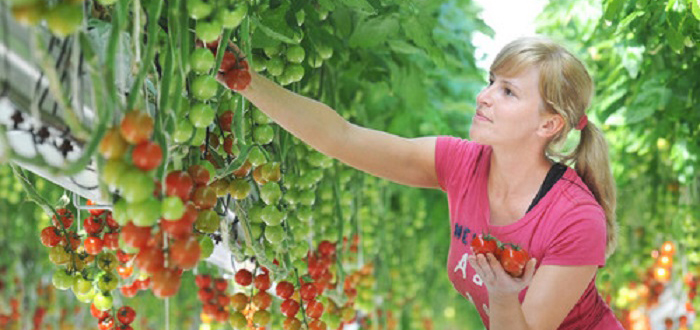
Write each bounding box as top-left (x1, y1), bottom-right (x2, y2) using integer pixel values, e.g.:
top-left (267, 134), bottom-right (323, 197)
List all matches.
top-left (469, 65), bottom-right (549, 148)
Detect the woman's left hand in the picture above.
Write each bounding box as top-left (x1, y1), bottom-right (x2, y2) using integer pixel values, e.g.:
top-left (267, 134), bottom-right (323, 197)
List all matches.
top-left (468, 253), bottom-right (537, 298)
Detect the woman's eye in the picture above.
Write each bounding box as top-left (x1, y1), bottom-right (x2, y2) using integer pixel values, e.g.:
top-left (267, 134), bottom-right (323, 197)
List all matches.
top-left (488, 79), bottom-right (494, 86)
top-left (504, 88), bottom-right (514, 96)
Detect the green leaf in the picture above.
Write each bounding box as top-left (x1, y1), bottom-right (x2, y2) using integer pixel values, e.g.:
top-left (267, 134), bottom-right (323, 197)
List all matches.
top-left (667, 25), bottom-right (684, 52)
top-left (665, 0), bottom-right (678, 11)
top-left (337, 0), bottom-right (376, 14)
top-left (251, 3), bottom-right (298, 44)
top-left (348, 15), bottom-right (400, 48)
top-left (387, 40), bottom-right (421, 54)
top-left (616, 11), bottom-right (644, 32)
top-left (692, 0), bottom-right (700, 20)
top-left (604, 0), bottom-right (625, 21)
top-left (318, 0), bottom-right (335, 11)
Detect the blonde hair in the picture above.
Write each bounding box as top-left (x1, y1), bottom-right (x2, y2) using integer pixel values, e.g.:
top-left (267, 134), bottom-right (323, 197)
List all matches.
top-left (491, 37), bottom-right (618, 258)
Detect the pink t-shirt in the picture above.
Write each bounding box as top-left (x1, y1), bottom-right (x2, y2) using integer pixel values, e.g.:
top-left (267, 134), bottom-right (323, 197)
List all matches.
top-left (435, 136), bottom-right (623, 329)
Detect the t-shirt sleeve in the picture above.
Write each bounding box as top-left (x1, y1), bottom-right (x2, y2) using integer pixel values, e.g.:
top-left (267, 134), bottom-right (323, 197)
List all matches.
top-left (434, 136), bottom-right (483, 193)
top-left (541, 204), bottom-right (607, 267)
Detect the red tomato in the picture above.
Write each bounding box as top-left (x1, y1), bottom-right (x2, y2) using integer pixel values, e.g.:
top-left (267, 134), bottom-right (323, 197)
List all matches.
top-left (300, 282), bottom-right (318, 301)
top-left (234, 269), bottom-right (253, 286)
top-left (218, 111), bottom-right (234, 132)
top-left (117, 306), bottom-right (136, 325)
top-left (103, 232), bottom-right (120, 250)
top-left (165, 171), bottom-right (195, 202)
top-left (280, 298), bottom-right (299, 318)
top-left (86, 199), bottom-right (106, 216)
top-left (470, 234), bottom-right (499, 255)
top-left (197, 287), bottom-right (215, 302)
top-left (120, 111), bottom-right (154, 145)
top-left (283, 317), bottom-right (302, 330)
top-left (83, 216), bottom-right (104, 235)
top-left (132, 141), bottom-right (163, 171)
top-left (117, 265), bottom-right (133, 279)
top-left (305, 299), bottom-right (324, 319)
top-left (98, 316), bottom-right (114, 330)
top-left (214, 278), bottom-right (228, 292)
top-left (84, 236), bottom-right (104, 255)
top-left (40, 226), bottom-right (63, 247)
top-left (308, 319), bottom-right (327, 330)
top-left (150, 269), bottom-right (182, 298)
top-left (219, 52), bottom-right (237, 72)
top-left (52, 208), bottom-right (73, 229)
top-left (188, 165), bottom-right (210, 186)
top-left (318, 240), bottom-right (336, 256)
top-left (169, 237), bottom-right (201, 270)
top-left (116, 250), bottom-right (134, 264)
top-left (275, 281), bottom-right (295, 299)
top-left (195, 274), bottom-right (211, 288)
top-left (134, 247), bottom-right (165, 274)
top-left (90, 303), bottom-right (109, 320)
top-left (499, 244), bottom-right (529, 277)
top-left (121, 222), bottom-right (152, 249)
top-left (254, 273), bottom-right (271, 291)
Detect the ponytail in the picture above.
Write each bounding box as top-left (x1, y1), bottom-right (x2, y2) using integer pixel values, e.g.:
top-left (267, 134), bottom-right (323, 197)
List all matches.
top-left (572, 122), bottom-right (618, 258)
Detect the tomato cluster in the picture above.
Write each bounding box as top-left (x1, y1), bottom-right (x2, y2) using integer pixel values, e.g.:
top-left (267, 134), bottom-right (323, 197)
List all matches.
top-left (91, 303), bottom-right (137, 330)
top-left (470, 234), bottom-right (530, 277)
top-left (196, 274), bottom-right (236, 324)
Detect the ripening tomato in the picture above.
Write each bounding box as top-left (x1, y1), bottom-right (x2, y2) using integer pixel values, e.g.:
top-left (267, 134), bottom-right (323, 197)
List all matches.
top-left (132, 141), bottom-right (163, 171)
top-left (117, 306), bottom-right (136, 325)
top-left (218, 110), bottom-right (233, 132)
top-left (230, 292), bottom-right (249, 311)
top-left (150, 269), bottom-right (182, 298)
top-left (120, 111), bottom-right (154, 145)
top-left (499, 244), bottom-right (529, 277)
top-left (90, 303), bottom-right (109, 320)
top-left (283, 317), bottom-right (302, 330)
top-left (470, 234), bottom-right (499, 255)
top-left (188, 165), bottom-right (211, 185)
top-left (169, 237), bottom-right (201, 270)
top-left (661, 241), bottom-right (675, 256)
top-left (135, 247), bottom-right (165, 274)
top-left (252, 291), bottom-right (272, 310)
top-left (308, 319), bottom-right (327, 330)
top-left (229, 311), bottom-right (247, 329)
top-left (117, 265), bottom-right (133, 279)
top-left (99, 128), bottom-right (128, 160)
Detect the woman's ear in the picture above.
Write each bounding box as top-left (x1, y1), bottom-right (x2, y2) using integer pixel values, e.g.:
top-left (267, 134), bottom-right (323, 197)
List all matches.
top-left (538, 113), bottom-right (565, 139)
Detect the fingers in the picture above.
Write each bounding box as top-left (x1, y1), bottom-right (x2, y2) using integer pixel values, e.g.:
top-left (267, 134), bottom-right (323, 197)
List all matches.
top-left (470, 254), bottom-right (497, 284)
top-left (520, 258), bottom-right (537, 283)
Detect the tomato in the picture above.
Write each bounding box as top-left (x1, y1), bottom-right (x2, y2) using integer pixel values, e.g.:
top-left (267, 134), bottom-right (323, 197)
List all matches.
top-left (259, 182), bottom-right (282, 205)
top-left (40, 226), bottom-right (63, 247)
top-left (170, 237), bottom-right (201, 269)
top-left (99, 127), bottom-right (128, 160)
top-left (318, 241), bottom-right (336, 256)
top-left (161, 204), bottom-right (197, 239)
top-left (300, 282), bottom-right (318, 301)
top-left (129, 198), bottom-right (161, 227)
top-left (661, 241), bottom-right (675, 256)
top-left (213, 278), bottom-right (227, 292)
top-left (135, 246), bottom-right (165, 274)
top-left (96, 252), bottom-right (118, 272)
top-left (470, 234), bottom-right (499, 255)
top-left (235, 269), bottom-right (253, 286)
top-left (305, 299), bottom-right (324, 319)
top-left (160, 196), bottom-right (185, 221)
top-left (231, 160), bottom-right (252, 177)
top-left (104, 213), bottom-right (119, 229)
top-left (252, 53), bottom-right (267, 72)
top-left (102, 232), bottom-right (119, 250)
top-left (45, 3), bottom-right (83, 38)
top-left (96, 271), bottom-right (119, 292)
top-left (217, 293), bottom-right (231, 306)
top-left (218, 110), bottom-right (234, 132)
top-left (194, 209), bottom-right (219, 233)
top-left (286, 46), bottom-right (306, 64)
top-left (132, 141), bottom-right (162, 171)
top-left (224, 68), bottom-right (251, 91)
top-left (117, 324), bottom-right (134, 330)
top-left (307, 51), bottom-right (323, 69)
top-left (150, 269), bottom-right (182, 298)
top-left (117, 306), bottom-right (136, 325)
top-left (120, 169), bottom-right (155, 203)
top-left (275, 281), bottom-right (295, 299)
top-left (264, 225), bottom-right (285, 244)
top-left (72, 273), bottom-right (93, 295)
top-left (283, 316), bottom-right (302, 330)
top-left (191, 75), bottom-right (219, 101)
top-left (188, 164), bottom-right (211, 185)
top-left (195, 274), bottom-right (211, 288)
top-left (230, 292), bottom-right (249, 311)
top-left (83, 216), bottom-right (104, 235)
top-left (187, 0), bottom-right (211, 19)
top-left (116, 249), bottom-right (133, 263)
top-left (117, 265), bottom-right (133, 279)
top-left (308, 319), bottom-right (327, 330)
top-left (120, 111), bottom-right (154, 145)
top-left (190, 47), bottom-right (215, 74)
top-left (215, 309), bottom-right (229, 323)
top-left (286, 64), bottom-right (305, 83)
top-left (253, 310), bottom-right (271, 326)
top-left (189, 103), bottom-right (216, 128)
top-left (197, 287), bottom-right (214, 302)
top-left (11, 2), bottom-right (46, 26)
top-left (499, 244), bottom-right (529, 277)
top-left (199, 235), bottom-right (214, 259)
top-left (52, 208), bottom-right (74, 229)
top-left (223, 135), bottom-right (235, 155)
top-left (192, 186), bottom-right (217, 209)
top-left (318, 44), bottom-right (333, 60)
top-left (252, 291), bottom-right (272, 310)
top-left (252, 124), bottom-right (274, 145)
top-left (102, 159), bottom-right (128, 189)
top-left (195, 20), bottom-right (220, 44)
top-left (219, 51), bottom-right (238, 72)
top-left (93, 292), bottom-right (113, 311)
top-left (90, 303), bottom-right (109, 320)
top-left (229, 311), bottom-right (247, 328)
top-left (219, 2), bottom-right (247, 29)
top-left (121, 222), bottom-right (151, 249)
top-left (84, 236), bottom-right (104, 255)
top-left (51, 269), bottom-right (74, 290)
top-left (173, 118), bottom-right (194, 144)
top-left (252, 273), bottom-right (271, 291)
top-left (165, 171), bottom-right (194, 202)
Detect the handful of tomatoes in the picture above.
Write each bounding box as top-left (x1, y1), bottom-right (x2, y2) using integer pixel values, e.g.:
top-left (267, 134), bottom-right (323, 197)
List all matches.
top-left (470, 234), bottom-right (530, 278)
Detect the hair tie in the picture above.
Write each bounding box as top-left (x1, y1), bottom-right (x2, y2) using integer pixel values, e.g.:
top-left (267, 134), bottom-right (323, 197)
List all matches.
top-left (575, 115), bottom-right (588, 130)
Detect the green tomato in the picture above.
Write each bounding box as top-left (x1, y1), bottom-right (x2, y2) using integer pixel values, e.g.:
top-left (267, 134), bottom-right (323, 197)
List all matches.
top-left (75, 288), bottom-right (96, 303)
top-left (189, 103), bottom-right (216, 128)
top-left (297, 206), bottom-right (313, 222)
top-left (102, 159), bottom-right (127, 189)
top-left (295, 9), bottom-right (306, 26)
top-left (266, 56), bottom-right (284, 76)
top-left (252, 108), bottom-right (273, 125)
top-left (219, 2), bottom-right (248, 29)
top-left (195, 209), bottom-right (219, 233)
top-left (251, 54), bottom-right (267, 72)
top-left (291, 241), bottom-right (308, 260)
top-left (191, 75), bottom-right (219, 101)
top-left (96, 252), bottom-right (118, 272)
top-left (52, 269), bottom-right (75, 290)
top-left (129, 198), bottom-right (162, 227)
top-left (93, 292), bottom-right (113, 311)
top-left (248, 203), bottom-right (264, 224)
top-left (307, 52), bottom-right (323, 69)
top-left (96, 271), bottom-right (119, 292)
top-left (173, 118), bottom-right (194, 143)
top-left (264, 225), bottom-right (284, 244)
top-left (162, 196), bottom-right (185, 221)
top-left (120, 169), bottom-right (154, 203)
top-left (318, 43), bottom-right (333, 60)
top-left (248, 146), bottom-right (267, 167)
top-left (191, 128), bottom-right (207, 146)
top-left (230, 311), bottom-right (247, 329)
top-left (286, 64), bottom-right (305, 83)
top-left (259, 182), bottom-right (282, 205)
top-left (72, 274), bottom-right (93, 295)
top-left (292, 259), bottom-right (307, 273)
top-left (45, 3), bottom-right (83, 38)
top-left (195, 20), bottom-right (221, 44)
top-left (264, 44), bottom-right (283, 58)
top-left (253, 124), bottom-right (274, 145)
top-left (298, 190), bottom-right (316, 206)
top-left (286, 46), bottom-right (306, 64)
top-left (199, 235), bottom-right (215, 259)
top-left (190, 48), bottom-right (215, 74)
top-left (261, 205), bottom-right (285, 226)
top-left (187, 0), bottom-right (212, 20)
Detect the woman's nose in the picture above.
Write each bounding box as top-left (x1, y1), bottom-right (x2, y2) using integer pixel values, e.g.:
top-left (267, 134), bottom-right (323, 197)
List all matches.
top-left (476, 85), bottom-right (493, 107)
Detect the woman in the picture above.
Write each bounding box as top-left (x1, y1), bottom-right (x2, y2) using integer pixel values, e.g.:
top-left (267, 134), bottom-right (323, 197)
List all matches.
top-left (220, 37), bottom-right (624, 329)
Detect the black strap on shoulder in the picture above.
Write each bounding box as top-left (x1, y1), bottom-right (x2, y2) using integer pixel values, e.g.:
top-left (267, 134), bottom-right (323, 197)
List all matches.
top-left (526, 163), bottom-right (567, 212)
